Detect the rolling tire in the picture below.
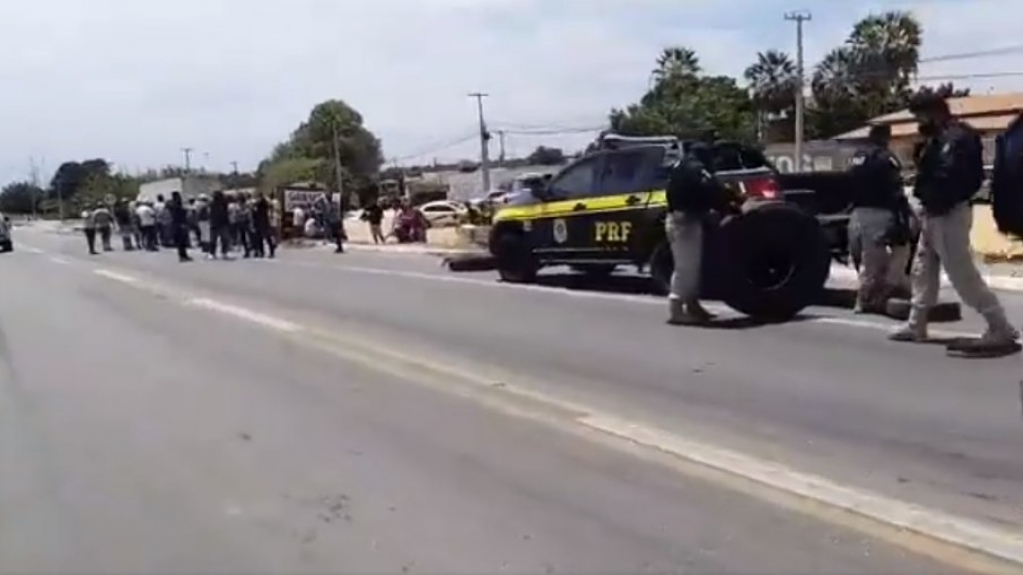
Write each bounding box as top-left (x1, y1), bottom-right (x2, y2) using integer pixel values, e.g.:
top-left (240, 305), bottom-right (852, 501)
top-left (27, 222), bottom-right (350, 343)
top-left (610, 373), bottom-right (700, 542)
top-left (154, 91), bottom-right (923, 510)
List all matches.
top-left (570, 264), bottom-right (616, 277)
top-left (884, 298), bottom-right (961, 323)
top-left (648, 240), bottom-right (673, 296)
top-left (0, 240), bottom-right (11, 253)
top-left (492, 232), bottom-right (537, 284)
top-left (717, 204), bottom-right (831, 321)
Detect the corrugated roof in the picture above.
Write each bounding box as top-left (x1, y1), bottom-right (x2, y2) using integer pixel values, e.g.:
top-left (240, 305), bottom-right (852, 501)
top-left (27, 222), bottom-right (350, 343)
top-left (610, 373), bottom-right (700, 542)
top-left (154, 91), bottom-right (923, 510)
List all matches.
top-left (834, 93), bottom-right (1023, 140)
top-left (869, 93), bottom-right (1023, 123)
top-left (836, 113), bottom-right (1020, 140)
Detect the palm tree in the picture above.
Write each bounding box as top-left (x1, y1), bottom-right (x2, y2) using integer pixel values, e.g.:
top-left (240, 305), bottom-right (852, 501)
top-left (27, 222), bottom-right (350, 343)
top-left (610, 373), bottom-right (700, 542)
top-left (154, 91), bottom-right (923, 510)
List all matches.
top-left (652, 46), bottom-right (701, 83)
top-left (846, 11), bottom-right (922, 106)
top-left (744, 50), bottom-right (798, 118)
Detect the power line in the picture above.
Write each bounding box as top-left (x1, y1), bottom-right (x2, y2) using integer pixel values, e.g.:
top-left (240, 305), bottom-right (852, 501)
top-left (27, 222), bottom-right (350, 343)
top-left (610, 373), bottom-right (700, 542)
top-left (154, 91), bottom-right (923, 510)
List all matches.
top-left (392, 132), bottom-right (478, 162)
top-left (500, 125), bottom-right (606, 135)
top-left (921, 44), bottom-right (1023, 64)
top-left (916, 71), bottom-right (1023, 81)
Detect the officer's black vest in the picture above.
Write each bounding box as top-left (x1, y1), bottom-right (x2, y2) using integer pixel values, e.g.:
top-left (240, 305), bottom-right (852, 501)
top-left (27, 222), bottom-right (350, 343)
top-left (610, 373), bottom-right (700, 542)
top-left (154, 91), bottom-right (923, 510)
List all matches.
top-left (991, 113), bottom-right (1023, 237)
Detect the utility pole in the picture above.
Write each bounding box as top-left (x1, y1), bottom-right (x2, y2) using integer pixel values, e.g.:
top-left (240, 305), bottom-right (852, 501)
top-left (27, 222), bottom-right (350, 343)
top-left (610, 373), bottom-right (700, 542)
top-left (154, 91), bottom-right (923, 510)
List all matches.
top-left (468, 92), bottom-right (491, 191)
top-left (181, 147), bottom-right (193, 173)
top-left (497, 130), bottom-right (507, 166)
top-left (785, 10), bottom-right (811, 171)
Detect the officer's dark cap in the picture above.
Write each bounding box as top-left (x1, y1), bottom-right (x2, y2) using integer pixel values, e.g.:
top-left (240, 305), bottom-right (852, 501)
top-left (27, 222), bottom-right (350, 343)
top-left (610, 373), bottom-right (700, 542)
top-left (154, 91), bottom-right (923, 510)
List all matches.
top-left (908, 92), bottom-right (950, 115)
top-left (868, 124), bottom-right (891, 140)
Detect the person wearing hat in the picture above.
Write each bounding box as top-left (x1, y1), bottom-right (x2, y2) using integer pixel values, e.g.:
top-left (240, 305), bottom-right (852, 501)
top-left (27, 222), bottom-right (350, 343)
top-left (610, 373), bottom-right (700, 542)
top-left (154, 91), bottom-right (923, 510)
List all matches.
top-left (890, 93), bottom-right (1017, 346)
top-left (847, 124), bottom-right (910, 313)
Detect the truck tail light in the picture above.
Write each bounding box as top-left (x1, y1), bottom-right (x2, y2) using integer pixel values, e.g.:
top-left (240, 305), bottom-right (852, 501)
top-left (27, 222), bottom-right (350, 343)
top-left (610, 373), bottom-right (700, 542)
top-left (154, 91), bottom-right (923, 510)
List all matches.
top-left (745, 176), bottom-right (780, 200)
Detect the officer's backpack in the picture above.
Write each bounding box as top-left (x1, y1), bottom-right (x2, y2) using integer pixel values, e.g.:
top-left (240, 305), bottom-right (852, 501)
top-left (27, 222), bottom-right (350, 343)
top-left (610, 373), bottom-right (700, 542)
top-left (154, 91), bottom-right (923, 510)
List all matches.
top-left (991, 112), bottom-right (1023, 238)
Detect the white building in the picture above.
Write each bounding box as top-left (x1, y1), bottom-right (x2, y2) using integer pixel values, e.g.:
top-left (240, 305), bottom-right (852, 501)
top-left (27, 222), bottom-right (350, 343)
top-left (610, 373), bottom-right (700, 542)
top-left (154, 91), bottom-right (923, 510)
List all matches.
top-left (136, 175), bottom-right (222, 203)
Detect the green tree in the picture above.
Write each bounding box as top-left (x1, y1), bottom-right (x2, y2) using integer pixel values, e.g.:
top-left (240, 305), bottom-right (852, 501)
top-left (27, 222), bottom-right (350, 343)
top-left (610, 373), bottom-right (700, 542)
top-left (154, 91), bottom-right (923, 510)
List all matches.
top-left (744, 50), bottom-right (798, 141)
top-left (48, 158), bottom-right (111, 201)
top-left (610, 46), bottom-right (755, 141)
top-left (809, 11), bottom-right (924, 137)
top-left (76, 172), bottom-right (137, 206)
top-left (0, 181), bottom-right (45, 214)
top-left (652, 46), bottom-right (701, 83)
top-left (527, 146), bottom-right (565, 165)
top-left (260, 99), bottom-right (383, 205)
top-left (259, 157), bottom-right (324, 193)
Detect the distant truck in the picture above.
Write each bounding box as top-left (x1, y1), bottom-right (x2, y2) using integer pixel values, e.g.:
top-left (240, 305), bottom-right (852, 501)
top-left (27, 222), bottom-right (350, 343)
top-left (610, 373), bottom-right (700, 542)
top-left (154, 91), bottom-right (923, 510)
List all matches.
top-left (136, 175), bottom-right (222, 203)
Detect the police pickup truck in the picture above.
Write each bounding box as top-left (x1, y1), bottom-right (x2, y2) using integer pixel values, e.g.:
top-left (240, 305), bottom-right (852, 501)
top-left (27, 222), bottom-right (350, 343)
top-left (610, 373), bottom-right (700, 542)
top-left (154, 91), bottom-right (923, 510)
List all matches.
top-left (488, 133), bottom-right (833, 321)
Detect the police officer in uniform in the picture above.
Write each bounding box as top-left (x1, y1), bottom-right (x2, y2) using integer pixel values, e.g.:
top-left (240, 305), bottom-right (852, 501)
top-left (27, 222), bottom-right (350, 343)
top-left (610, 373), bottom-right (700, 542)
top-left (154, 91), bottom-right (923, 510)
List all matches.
top-left (890, 93), bottom-right (1017, 345)
top-left (847, 124), bottom-right (911, 313)
top-left (665, 142), bottom-right (729, 325)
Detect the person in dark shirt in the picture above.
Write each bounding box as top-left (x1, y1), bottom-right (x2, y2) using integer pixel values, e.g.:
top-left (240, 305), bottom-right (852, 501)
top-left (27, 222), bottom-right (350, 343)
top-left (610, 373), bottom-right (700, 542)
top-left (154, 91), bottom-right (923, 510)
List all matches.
top-left (847, 124), bottom-right (911, 313)
top-left (664, 142), bottom-right (730, 325)
top-left (208, 190), bottom-right (231, 259)
top-left (113, 199), bottom-right (135, 251)
top-left (251, 193), bottom-right (276, 258)
top-left (168, 192), bottom-right (192, 262)
top-left (890, 93), bottom-right (1017, 345)
top-left (362, 200), bottom-right (385, 244)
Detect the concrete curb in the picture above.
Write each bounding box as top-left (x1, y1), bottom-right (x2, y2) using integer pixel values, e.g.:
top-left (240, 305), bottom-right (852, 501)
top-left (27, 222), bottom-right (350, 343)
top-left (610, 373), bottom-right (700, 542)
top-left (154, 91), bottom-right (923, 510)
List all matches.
top-left (344, 243), bottom-right (481, 256)
top-left (829, 264), bottom-right (1023, 293)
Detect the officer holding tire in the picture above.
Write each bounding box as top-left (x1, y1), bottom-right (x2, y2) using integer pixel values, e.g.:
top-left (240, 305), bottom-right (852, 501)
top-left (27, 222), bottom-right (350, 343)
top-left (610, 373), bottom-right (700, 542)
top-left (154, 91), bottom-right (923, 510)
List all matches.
top-left (847, 124), bottom-right (910, 313)
top-left (664, 142), bottom-right (729, 325)
top-left (890, 93), bottom-right (1017, 346)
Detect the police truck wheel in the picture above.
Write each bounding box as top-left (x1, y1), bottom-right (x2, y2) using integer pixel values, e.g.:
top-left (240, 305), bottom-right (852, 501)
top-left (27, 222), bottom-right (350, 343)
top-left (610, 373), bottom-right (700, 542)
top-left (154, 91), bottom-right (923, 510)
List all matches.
top-left (493, 232), bottom-right (537, 283)
top-left (717, 203), bottom-right (831, 321)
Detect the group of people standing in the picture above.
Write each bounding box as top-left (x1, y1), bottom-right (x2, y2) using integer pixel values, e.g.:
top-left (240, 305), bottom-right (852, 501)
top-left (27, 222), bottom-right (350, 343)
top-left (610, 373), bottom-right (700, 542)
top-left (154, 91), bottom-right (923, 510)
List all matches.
top-left (82, 190), bottom-right (284, 262)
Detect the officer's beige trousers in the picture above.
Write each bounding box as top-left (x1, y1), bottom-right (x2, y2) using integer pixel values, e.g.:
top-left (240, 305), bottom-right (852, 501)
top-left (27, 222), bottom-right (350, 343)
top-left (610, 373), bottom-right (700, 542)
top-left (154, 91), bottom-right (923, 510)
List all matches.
top-left (849, 207), bottom-right (894, 305)
top-left (908, 203), bottom-right (1011, 329)
top-left (666, 212), bottom-right (702, 301)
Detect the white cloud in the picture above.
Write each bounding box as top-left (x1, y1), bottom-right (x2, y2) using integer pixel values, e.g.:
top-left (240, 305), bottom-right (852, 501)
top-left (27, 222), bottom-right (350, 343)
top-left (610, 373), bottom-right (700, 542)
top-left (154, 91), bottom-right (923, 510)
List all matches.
top-left (1, 0), bottom-right (1021, 184)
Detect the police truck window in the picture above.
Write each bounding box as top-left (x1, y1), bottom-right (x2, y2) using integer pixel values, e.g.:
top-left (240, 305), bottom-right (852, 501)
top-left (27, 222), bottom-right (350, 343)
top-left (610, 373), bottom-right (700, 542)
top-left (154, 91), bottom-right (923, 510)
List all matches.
top-left (550, 158), bottom-right (599, 198)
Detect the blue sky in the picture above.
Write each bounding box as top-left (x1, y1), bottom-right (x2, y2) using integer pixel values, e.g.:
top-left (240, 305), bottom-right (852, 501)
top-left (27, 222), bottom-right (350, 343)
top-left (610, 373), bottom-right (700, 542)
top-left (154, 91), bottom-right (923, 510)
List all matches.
top-left (1, 0), bottom-right (1020, 185)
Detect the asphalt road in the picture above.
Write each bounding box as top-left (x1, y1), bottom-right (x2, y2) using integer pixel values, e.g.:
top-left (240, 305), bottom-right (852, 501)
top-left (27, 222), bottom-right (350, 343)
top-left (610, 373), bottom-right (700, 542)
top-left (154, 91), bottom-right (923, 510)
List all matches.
top-left (2, 225), bottom-right (1022, 573)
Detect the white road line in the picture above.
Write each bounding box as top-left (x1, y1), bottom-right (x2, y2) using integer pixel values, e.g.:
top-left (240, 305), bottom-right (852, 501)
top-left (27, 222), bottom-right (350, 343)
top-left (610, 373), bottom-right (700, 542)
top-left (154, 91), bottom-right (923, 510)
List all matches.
top-left (69, 257), bottom-right (1023, 564)
top-left (23, 246), bottom-right (45, 254)
top-left (93, 269), bottom-right (140, 284)
top-left (49, 256), bottom-right (70, 265)
top-left (186, 298), bottom-right (302, 333)
top-left (582, 413), bottom-right (1023, 566)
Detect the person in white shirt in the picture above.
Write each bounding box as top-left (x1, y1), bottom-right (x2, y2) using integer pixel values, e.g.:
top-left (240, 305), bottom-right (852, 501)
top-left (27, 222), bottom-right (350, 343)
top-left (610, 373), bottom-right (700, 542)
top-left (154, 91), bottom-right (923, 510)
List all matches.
top-left (292, 206), bottom-right (306, 238)
top-left (92, 204), bottom-right (114, 251)
top-left (136, 201), bottom-right (158, 251)
top-left (81, 203), bottom-right (98, 255)
top-left (153, 195), bottom-right (172, 246)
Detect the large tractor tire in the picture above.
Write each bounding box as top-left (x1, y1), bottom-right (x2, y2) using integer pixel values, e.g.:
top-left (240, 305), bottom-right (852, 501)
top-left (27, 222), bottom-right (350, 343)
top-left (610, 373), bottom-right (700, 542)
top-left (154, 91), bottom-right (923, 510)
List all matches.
top-left (491, 231), bottom-right (538, 284)
top-left (714, 203), bottom-right (831, 321)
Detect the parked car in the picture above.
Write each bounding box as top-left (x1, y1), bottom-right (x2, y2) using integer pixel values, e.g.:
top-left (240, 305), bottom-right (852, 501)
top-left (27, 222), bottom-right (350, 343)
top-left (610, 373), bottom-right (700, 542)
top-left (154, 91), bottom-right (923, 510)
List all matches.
top-left (418, 201), bottom-right (467, 227)
top-left (0, 213), bottom-right (12, 252)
